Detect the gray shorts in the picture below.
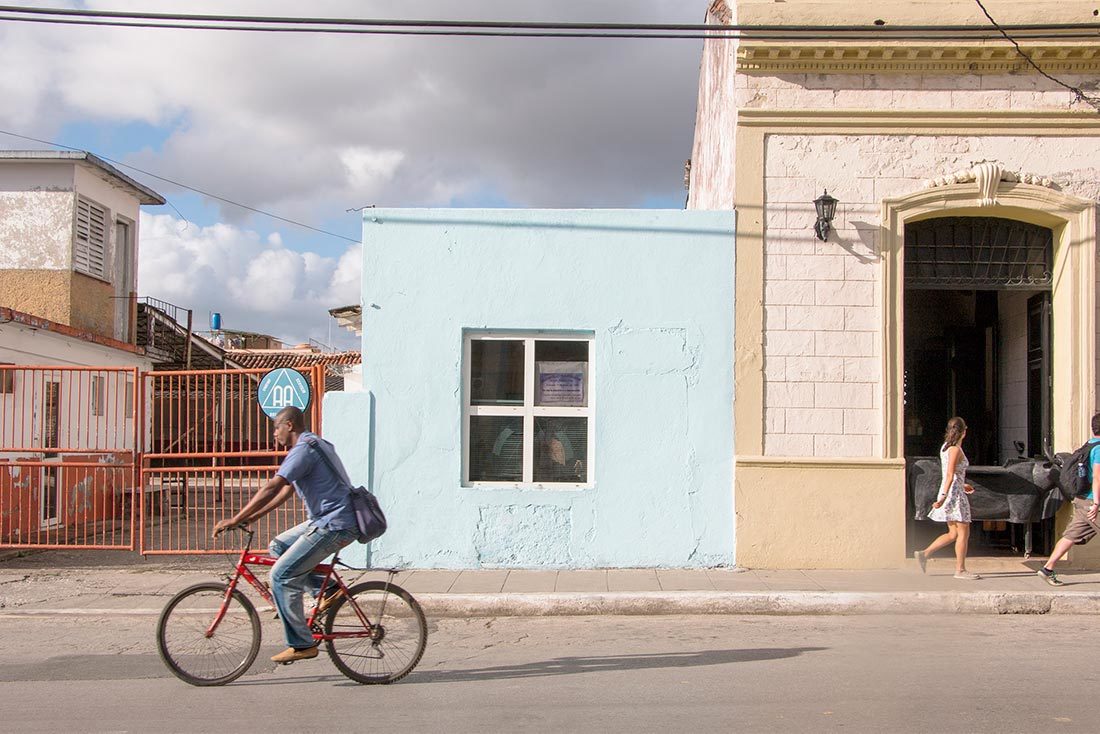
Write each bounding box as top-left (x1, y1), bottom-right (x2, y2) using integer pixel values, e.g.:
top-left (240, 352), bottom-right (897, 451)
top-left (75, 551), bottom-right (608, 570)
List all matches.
top-left (1061, 497), bottom-right (1100, 545)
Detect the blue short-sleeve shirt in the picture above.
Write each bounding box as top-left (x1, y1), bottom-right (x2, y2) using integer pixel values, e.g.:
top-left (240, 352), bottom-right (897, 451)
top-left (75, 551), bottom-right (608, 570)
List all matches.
top-left (277, 432), bottom-right (358, 531)
top-left (1087, 438), bottom-right (1100, 501)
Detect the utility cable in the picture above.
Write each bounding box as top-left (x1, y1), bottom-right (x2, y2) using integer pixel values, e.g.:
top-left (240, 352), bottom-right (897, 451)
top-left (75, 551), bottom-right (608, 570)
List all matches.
top-left (973, 0), bottom-right (1100, 112)
top-left (0, 4), bottom-right (1098, 40)
top-left (8, 16), bottom-right (1100, 41)
top-left (0, 128), bottom-right (360, 244)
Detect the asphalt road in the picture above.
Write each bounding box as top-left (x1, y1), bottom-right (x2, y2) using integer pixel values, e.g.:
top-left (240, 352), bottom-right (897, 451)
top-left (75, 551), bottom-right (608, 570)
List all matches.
top-left (0, 612), bottom-right (1091, 733)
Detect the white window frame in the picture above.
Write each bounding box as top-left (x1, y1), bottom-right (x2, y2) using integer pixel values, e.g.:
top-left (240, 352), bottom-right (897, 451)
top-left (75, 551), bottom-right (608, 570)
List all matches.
top-left (39, 464), bottom-right (62, 529)
top-left (462, 331), bottom-right (594, 489)
top-left (91, 374), bottom-right (106, 418)
top-left (0, 363), bottom-right (13, 395)
top-left (73, 195), bottom-right (109, 281)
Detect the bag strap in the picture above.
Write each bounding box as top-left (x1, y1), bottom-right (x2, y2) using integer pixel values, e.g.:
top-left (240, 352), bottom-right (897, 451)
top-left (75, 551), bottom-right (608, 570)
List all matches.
top-left (303, 437), bottom-right (354, 492)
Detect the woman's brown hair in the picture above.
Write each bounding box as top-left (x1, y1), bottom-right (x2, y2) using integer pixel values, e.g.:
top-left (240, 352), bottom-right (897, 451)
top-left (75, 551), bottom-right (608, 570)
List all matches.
top-left (943, 416), bottom-right (967, 448)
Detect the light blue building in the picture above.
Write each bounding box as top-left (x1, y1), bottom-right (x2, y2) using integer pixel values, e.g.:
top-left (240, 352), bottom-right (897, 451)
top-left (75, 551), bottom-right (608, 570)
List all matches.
top-left (326, 208), bottom-right (735, 568)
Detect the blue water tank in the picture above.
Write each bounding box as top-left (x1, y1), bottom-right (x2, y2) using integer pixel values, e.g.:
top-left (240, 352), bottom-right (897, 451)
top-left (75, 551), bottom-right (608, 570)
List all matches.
top-left (210, 312), bottom-right (222, 331)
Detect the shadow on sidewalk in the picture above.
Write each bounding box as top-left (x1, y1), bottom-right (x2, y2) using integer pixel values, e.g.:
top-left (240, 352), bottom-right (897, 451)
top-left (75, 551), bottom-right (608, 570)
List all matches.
top-left (0, 548), bottom-right (227, 572)
top-left (410, 647), bottom-right (827, 683)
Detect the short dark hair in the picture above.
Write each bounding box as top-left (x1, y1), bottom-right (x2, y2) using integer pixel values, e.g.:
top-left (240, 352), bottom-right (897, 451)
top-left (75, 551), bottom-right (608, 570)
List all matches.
top-left (1092, 412), bottom-right (1100, 436)
top-left (276, 406), bottom-right (305, 431)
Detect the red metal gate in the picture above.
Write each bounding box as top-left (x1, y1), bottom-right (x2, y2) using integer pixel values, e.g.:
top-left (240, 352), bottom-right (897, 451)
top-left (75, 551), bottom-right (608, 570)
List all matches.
top-left (1, 365), bottom-right (324, 553)
top-left (0, 366), bottom-right (139, 549)
top-left (140, 367), bottom-right (322, 554)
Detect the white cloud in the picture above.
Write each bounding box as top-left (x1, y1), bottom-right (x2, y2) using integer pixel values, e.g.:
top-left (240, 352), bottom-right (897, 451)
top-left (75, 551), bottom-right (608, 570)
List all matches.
top-left (139, 213), bottom-right (361, 348)
top-left (8, 1), bottom-right (705, 350)
top-left (1, 0), bottom-right (703, 218)
top-left (340, 147), bottom-right (405, 193)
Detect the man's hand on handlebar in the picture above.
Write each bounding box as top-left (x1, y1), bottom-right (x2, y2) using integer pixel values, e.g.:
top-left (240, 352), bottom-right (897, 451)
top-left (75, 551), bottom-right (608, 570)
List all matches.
top-left (212, 519), bottom-right (248, 538)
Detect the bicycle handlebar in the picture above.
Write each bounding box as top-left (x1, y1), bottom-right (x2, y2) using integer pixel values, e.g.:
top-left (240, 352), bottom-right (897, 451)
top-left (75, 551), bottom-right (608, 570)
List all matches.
top-left (212, 521), bottom-right (253, 540)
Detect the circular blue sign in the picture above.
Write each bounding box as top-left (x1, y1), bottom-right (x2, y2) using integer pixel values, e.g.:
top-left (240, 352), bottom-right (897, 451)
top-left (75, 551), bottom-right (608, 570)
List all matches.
top-left (257, 368), bottom-right (312, 419)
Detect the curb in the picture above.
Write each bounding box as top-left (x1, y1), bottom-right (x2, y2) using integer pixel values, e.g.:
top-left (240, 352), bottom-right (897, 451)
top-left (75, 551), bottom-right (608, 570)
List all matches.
top-left (413, 590), bottom-right (1100, 617)
top-left (2, 590), bottom-right (1098, 618)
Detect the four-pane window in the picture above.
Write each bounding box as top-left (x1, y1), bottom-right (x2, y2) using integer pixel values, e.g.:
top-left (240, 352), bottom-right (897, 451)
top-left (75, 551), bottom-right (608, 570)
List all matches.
top-left (464, 333), bottom-right (593, 487)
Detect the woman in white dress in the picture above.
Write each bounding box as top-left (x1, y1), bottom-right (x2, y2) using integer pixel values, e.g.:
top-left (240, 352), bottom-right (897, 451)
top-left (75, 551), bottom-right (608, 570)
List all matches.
top-left (914, 417), bottom-right (981, 580)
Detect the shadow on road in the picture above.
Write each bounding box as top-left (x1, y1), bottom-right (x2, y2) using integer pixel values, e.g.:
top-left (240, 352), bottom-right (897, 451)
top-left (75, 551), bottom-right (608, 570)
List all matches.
top-left (412, 647), bottom-right (827, 683)
top-left (0, 647), bottom-right (826, 686)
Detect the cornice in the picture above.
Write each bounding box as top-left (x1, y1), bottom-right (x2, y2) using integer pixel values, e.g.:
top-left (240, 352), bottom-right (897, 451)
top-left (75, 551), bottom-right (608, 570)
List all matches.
top-left (737, 42), bottom-right (1100, 74)
top-left (736, 109), bottom-right (1100, 132)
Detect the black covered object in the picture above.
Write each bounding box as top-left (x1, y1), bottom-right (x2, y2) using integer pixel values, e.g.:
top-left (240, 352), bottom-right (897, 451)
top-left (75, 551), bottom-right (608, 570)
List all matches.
top-left (909, 456), bottom-right (1062, 523)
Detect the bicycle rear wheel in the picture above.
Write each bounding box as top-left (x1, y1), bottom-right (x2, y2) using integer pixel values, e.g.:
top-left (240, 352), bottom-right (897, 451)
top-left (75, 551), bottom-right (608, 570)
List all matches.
top-left (324, 581), bottom-right (427, 684)
top-left (156, 582), bottom-right (261, 686)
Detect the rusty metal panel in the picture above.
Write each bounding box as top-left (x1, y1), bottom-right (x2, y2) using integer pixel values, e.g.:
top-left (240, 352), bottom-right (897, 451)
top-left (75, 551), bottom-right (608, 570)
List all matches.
top-left (0, 366), bottom-right (138, 549)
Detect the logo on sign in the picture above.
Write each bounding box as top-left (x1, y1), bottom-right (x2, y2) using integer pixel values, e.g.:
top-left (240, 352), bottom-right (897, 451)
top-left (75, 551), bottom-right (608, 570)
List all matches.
top-left (257, 368), bottom-right (312, 419)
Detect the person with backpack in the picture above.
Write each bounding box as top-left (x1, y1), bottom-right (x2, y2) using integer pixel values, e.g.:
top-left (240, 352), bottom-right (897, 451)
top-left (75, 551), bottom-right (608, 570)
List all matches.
top-left (212, 405), bottom-right (359, 663)
top-left (914, 417), bottom-right (981, 580)
top-left (1037, 412), bottom-right (1100, 586)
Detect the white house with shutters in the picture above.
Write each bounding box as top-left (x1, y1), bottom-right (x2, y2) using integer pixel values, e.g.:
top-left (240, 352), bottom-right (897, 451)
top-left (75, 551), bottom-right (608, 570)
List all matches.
top-left (0, 150), bottom-right (165, 345)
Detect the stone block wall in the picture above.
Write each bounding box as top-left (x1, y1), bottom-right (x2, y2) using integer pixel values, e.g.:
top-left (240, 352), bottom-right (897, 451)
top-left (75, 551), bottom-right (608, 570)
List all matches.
top-left (762, 133), bottom-right (1100, 458)
top-left (736, 72), bottom-right (1100, 115)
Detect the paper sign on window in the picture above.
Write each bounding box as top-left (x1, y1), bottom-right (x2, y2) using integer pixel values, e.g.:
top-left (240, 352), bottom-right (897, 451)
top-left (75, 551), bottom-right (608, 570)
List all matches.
top-left (536, 361), bottom-right (586, 406)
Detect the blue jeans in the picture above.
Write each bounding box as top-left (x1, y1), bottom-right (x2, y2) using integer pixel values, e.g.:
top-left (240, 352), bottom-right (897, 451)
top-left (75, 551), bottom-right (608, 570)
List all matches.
top-left (269, 521), bottom-right (358, 649)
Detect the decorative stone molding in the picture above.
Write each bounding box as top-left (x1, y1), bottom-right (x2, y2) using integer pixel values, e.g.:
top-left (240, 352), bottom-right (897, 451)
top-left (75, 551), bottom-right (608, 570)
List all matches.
top-left (923, 161), bottom-right (1056, 206)
top-left (737, 43), bottom-right (1100, 75)
top-left (706, 0), bottom-right (731, 26)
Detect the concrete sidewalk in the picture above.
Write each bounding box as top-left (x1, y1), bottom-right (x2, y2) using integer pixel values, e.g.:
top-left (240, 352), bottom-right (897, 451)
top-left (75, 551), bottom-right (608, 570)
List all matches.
top-left (1, 553), bottom-right (1099, 616)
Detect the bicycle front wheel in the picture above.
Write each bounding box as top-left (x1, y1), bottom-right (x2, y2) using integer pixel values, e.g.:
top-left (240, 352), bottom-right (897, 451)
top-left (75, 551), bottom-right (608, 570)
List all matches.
top-left (156, 582), bottom-right (261, 686)
top-left (324, 581), bottom-right (427, 684)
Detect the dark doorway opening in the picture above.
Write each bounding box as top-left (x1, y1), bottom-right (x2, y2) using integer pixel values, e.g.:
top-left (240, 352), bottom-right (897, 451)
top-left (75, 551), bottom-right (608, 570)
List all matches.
top-left (903, 216), bottom-right (1056, 557)
top-left (904, 290), bottom-right (999, 465)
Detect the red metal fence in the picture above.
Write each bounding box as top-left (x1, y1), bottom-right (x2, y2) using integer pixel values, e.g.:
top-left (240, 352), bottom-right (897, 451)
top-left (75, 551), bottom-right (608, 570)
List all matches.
top-left (0, 366), bottom-right (138, 549)
top-left (1, 365), bottom-right (325, 553)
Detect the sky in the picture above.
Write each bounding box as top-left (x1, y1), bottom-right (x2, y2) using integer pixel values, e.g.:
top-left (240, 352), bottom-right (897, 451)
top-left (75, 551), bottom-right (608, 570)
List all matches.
top-left (0, 1), bottom-right (709, 349)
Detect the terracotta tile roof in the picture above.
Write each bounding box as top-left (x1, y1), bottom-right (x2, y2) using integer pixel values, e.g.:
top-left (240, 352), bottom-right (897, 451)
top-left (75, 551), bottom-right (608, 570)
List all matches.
top-left (224, 349), bottom-right (361, 371)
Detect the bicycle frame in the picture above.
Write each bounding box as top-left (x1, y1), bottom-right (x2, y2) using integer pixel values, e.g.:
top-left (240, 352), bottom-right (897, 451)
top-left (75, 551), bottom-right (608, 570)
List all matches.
top-left (209, 528), bottom-right (381, 643)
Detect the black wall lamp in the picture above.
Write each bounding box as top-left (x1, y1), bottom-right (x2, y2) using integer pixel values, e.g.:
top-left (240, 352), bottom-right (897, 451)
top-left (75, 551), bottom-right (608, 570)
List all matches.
top-left (813, 190), bottom-right (838, 241)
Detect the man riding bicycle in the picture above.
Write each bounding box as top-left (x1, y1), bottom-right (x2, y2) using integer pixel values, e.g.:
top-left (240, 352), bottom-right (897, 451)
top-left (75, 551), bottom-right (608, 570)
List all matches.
top-left (213, 405), bottom-right (358, 663)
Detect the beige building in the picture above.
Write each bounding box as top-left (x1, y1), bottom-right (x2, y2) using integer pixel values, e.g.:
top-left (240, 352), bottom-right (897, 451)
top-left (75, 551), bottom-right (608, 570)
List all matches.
top-left (0, 151), bottom-right (165, 344)
top-left (689, 1), bottom-right (1100, 567)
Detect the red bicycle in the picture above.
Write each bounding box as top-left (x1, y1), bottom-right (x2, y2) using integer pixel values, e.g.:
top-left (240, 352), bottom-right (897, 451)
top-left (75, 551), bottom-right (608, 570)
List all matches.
top-left (155, 525), bottom-right (427, 686)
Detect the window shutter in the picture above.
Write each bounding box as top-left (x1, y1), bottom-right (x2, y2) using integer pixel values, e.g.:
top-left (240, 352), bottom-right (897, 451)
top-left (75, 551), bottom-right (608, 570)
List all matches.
top-left (74, 196), bottom-right (108, 279)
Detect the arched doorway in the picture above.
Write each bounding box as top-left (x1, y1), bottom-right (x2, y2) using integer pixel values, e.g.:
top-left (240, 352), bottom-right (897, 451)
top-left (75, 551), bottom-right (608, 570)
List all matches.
top-left (881, 177), bottom-right (1097, 560)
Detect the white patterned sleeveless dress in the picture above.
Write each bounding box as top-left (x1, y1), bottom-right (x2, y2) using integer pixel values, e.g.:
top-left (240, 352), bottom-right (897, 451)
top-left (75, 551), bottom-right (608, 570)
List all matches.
top-left (928, 443), bottom-right (971, 523)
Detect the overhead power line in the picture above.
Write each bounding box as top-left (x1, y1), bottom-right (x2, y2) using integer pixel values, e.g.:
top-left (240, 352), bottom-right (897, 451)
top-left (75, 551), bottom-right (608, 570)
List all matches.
top-left (973, 0), bottom-right (1100, 112)
top-left (0, 4), bottom-right (1099, 40)
top-left (0, 128), bottom-right (360, 244)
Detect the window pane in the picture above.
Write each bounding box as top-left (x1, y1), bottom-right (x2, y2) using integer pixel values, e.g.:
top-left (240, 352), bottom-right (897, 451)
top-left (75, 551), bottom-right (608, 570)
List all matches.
top-left (469, 416), bottom-right (523, 482)
top-left (91, 375), bottom-right (105, 417)
top-left (535, 340), bottom-right (589, 407)
top-left (534, 417), bottom-right (587, 483)
top-left (471, 340), bottom-right (524, 405)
